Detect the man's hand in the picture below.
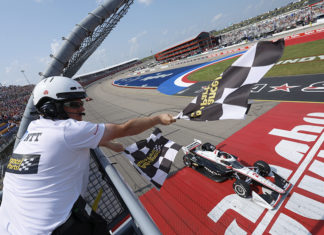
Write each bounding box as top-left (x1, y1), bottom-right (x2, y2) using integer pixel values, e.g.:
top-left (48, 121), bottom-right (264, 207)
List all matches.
top-left (156, 113), bottom-right (176, 125)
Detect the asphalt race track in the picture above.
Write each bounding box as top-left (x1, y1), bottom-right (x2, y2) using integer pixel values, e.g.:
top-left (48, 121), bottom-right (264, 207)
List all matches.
top-left (84, 76), bottom-right (277, 196)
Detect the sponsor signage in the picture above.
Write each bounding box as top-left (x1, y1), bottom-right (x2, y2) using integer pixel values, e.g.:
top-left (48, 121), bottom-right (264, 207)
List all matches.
top-left (249, 74), bottom-right (324, 102)
top-left (208, 102), bottom-right (324, 234)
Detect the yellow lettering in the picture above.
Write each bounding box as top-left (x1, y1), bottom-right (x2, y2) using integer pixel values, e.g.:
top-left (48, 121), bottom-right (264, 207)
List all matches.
top-left (137, 147), bottom-right (161, 169)
top-left (211, 80), bottom-right (219, 87)
top-left (7, 158), bottom-right (22, 170)
top-left (191, 110), bottom-right (202, 117)
top-left (201, 93), bottom-right (208, 100)
top-left (208, 99), bottom-right (214, 105)
top-left (210, 86), bottom-right (218, 93)
top-left (201, 98), bottom-right (208, 106)
top-left (192, 76), bottom-right (223, 119)
top-left (202, 86), bottom-right (210, 94)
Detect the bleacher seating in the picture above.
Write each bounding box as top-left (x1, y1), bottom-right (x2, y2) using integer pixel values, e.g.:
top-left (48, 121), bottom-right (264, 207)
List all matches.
top-left (0, 124), bottom-right (17, 137)
top-left (0, 123), bottom-right (9, 132)
top-left (213, 1), bottom-right (324, 47)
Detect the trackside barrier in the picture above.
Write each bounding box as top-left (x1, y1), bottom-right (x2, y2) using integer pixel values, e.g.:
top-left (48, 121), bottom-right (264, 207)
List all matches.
top-left (284, 27), bottom-right (324, 45)
top-left (90, 148), bottom-right (161, 235)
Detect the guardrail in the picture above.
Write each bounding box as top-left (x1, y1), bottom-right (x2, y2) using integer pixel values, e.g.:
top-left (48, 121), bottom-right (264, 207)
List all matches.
top-left (89, 148), bottom-right (161, 235)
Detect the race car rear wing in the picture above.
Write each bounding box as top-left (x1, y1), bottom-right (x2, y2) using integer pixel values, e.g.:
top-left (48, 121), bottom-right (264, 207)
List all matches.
top-left (182, 139), bottom-right (202, 154)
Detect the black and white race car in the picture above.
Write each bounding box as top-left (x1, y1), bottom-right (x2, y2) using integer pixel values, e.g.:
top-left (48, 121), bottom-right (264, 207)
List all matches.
top-left (182, 139), bottom-right (292, 209)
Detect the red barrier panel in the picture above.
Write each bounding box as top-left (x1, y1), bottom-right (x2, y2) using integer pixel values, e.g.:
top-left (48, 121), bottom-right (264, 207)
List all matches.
top-left (285, 28), bottom-right (324, 46)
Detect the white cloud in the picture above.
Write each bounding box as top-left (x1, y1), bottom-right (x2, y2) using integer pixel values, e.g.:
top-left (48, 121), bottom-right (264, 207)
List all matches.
top-left (138, 0), bottom-right (153, 6)
top-left (90, 47), bottom-right (108, 67)
top-left (39, 56), bottom-right (51, 66)
top-left (38, 38), bottom-right (62, 66)
top-left (162, 29), bottom-right (168, 36)
top-left (76, 47), bottom-right (111, 75)
top-left (212, 13), bottom-right (223, 23)
top-left (5, 60), bottom-right (20, 74)
top-left (5, 66), bottom-right (12, 74)
top-left (179, 25), bottom-right (200, 37)
top-left (2, 60), bottom-right (35, 85)
top-left (128, 31), bottom-right (147, 57)
top-left (95, 0), bottom-right (104, 5)
top-left (50, 38), bottom-right (62, 55)
top-left (246, 4), bottom-right (253, 10)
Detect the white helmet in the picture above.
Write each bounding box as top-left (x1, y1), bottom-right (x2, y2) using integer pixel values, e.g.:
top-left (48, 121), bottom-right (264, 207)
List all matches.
top-left (33, 76), bottom-right (86, 108)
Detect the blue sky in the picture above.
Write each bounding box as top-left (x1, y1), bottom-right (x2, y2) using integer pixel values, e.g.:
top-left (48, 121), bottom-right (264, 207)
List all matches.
top-left (0, 0), bottom-right (297, 86)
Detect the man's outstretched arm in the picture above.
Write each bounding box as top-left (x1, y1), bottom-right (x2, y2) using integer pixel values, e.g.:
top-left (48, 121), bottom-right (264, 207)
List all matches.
top-left (99, 113), bottom-right (175, 146)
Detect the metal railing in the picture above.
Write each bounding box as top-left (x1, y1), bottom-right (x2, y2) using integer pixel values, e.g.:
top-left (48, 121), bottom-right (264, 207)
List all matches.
top-left (89, 148), bottom-right (160, 234)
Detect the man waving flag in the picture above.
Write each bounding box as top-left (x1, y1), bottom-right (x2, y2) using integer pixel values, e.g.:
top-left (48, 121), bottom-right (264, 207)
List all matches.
top-left (123, 128), bottom-right (181, 189)
top-left (176, 39), bottom-right (285, 121)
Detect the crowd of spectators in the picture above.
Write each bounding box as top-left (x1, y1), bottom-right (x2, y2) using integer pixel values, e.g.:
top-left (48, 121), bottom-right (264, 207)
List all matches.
top-left (0, 84), bottom-right (34, 180)
top-left (0, 84), bottom-right (34, 123)
top-left (217, 1), bottom-right (324, 47)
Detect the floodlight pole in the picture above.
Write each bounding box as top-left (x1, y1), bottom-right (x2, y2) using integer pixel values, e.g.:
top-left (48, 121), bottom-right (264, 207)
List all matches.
top-left (21, 70), bottom-right (31, 85)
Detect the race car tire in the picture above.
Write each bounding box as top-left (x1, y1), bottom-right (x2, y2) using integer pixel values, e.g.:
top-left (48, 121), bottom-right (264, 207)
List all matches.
top-left (233, 179), bottom-right (251, 198)
top-left (183, 154), bottom-right (193, 167)
top-left (253, 160), bottom-right (271, 177)
top-left (201, 143), bottom-right (215, 151)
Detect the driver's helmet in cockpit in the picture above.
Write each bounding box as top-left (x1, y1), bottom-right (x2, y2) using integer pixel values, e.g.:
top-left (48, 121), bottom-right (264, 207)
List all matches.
top-left (218, 152), bottom-right (231, 160)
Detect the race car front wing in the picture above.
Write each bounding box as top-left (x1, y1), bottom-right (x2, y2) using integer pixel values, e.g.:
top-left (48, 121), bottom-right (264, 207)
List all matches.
top-left (251, 172), bottom-right (292, 210)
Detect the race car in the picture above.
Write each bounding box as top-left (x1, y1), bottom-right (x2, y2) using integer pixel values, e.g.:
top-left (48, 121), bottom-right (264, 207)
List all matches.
top-left (182, 139), bottom-right (292, 209)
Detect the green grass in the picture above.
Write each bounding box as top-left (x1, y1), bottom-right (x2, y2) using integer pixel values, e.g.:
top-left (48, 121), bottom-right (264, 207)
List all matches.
top-left (187, 39), bottom-right (324, 82)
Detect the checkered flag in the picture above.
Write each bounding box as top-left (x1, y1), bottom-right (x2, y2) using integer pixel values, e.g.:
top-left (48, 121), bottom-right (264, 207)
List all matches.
top-left (123, 128), bottom-right (181, 189)
top-left (176, 39), bottom-right (285, 121)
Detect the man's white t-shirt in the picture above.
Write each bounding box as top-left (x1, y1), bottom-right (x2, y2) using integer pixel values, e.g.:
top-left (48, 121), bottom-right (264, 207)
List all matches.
top-left (0, 118), bottom-right (105, 235)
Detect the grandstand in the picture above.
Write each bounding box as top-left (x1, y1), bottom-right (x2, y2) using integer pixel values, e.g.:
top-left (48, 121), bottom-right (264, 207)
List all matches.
top-left (155, 0), bottom-right (324, 63)
top-left (74, 58), bottom-right (141, 86)
top-left (154, 32), bottom-right (220, 63)
top-left (0, 84), bottom-right (32, 180)
top-left (218, 1), bottom-right (324, 46)
top-left (0, 84), bottom-right (34, 121)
